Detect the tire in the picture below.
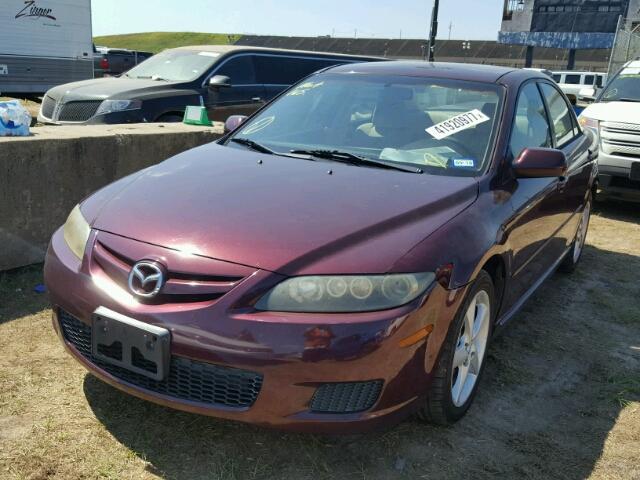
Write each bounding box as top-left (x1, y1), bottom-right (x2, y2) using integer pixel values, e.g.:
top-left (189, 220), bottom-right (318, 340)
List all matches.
top-left (156, 114), bottom-right (183, 123)
top-left (559, 194), bottom-right (592, 273)
top-left (417, 270), bottom-right (495, 425)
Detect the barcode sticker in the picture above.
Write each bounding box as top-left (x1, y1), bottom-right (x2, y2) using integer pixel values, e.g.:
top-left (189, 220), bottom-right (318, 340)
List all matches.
top-left (426, 109), bottom-right (490, 140)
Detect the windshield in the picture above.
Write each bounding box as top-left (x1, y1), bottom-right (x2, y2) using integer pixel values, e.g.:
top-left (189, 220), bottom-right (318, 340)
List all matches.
top-left (599, 66), bottom-right (640, 102)
top-left (228, 74), bottom-right (503, 176)
top-left (125, 50), bottom-right (219, 82)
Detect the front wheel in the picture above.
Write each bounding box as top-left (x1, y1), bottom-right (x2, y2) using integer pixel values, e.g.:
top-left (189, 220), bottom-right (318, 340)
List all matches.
top-left (559, 195), bottom-right (592, 273)
top-left (156, 114), bottom-right (183, 123)
top-left (417, 270), bottom-right (495, 425)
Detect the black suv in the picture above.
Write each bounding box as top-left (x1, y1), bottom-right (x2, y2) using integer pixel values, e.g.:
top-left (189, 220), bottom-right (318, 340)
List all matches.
top-left (38, 46), bottom-right (383, 125)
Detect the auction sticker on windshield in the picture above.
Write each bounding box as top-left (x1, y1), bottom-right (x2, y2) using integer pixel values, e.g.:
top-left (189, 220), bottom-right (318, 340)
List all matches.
top-left (426, 109), bottom-right (490, 140)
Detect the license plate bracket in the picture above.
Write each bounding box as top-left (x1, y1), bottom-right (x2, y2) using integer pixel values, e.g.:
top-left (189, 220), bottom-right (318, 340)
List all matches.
top-left (92, 307), bottom-right (170, 381)
top-left (630, 162), bottom-right (640, 181)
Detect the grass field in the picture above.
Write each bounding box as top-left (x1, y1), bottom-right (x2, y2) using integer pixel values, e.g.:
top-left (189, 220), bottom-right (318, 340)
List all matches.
top-left (93, 32), bottom-right (241, 53)
top-left (0, 202), bottom-right (638, 480)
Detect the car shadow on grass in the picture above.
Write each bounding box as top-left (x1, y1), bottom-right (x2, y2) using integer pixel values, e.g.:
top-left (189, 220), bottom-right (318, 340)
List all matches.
top-left (595, 198), bottom-right (640, 225)
top-left (83, 243), bottom-right (640, 480)
top-left (0, 264), bottom-right (49, 325)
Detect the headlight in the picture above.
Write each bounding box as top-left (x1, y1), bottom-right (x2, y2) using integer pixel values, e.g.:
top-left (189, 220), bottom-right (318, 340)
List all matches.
top-left (96, 99), bottom-right (142, 116)
top-left (255, 273), bottom-right (435, 313)
top-left (579, 115), bottom-right (599, 132)
top-left (63, 205), bottom-right (91, 260)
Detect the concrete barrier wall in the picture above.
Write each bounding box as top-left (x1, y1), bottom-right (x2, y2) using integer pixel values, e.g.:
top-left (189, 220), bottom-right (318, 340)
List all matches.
top-left (0, 124), bottom-right (222, 271)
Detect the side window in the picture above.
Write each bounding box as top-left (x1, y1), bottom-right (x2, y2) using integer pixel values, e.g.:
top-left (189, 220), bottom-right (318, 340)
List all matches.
top-left (539, 83), bottom-right (577, 147)
top-left (509, 83), bottom-right (552, 159)
top-left (216, 55), bottom-right (256, 85)
top-left (584, 75), bottom-right (595, 86)
top-left (255, 56), bottom-right (338, 85)
top-left (552, 74), bottom-right (562, 83)
top-left (596, 75), bottom-right (605, 88)
top-left (565, 74), bottom-right (581, 85)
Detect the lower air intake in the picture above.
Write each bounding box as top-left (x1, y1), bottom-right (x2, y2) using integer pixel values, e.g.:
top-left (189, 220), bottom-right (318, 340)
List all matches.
top-left (310, 380), bottom-right (383, 414)
top-left (58, 310), bottom-right (263, 409)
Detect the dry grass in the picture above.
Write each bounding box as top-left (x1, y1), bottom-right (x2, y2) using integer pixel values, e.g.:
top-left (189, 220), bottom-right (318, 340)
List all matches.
top-left (0, 202), bottom-right (638, 480)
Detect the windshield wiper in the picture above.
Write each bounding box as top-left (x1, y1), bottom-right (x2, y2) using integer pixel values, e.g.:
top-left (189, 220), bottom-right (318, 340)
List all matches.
top-left (618, 98), bottom-right (640, 103)
top-left (290, 149), bottom-right (423, 174)
top-left (230, 138), bottom-right (277, 155)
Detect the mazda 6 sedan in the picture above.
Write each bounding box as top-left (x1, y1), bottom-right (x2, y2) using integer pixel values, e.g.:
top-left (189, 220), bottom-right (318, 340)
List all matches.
top-left (44, 61), bottom-right (597, 433)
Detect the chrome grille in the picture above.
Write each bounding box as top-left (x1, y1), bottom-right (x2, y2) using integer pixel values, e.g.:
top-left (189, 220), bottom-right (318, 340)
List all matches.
top-left (57, 101), bottom-right (102, 122)
top-left (92, 239), bottom-right (245, 305)
top-left (601, 121), bottom-right (640, 159)
top-left (59, 310), bottom-right (263, 408)
top-left (310, 380), bottom-right (383, 413)
top-left (41, 96), bottom-right (57, 119)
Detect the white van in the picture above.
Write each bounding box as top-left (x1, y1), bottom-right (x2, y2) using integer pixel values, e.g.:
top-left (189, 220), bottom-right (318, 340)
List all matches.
top-left (579, 60), bottom-right (640, 202)
top-left (552, 71), bottom-right (607, 105)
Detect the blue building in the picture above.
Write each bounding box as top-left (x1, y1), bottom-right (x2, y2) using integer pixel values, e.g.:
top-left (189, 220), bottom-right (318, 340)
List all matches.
top-left (500, 0), bottom-right (640, 68)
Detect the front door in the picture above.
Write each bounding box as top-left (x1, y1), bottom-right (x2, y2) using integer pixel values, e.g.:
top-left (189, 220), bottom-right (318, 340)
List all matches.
top-left (503, 82), bottom-right (568, 311)
top-left (204, 55), bottom-right (266, 122)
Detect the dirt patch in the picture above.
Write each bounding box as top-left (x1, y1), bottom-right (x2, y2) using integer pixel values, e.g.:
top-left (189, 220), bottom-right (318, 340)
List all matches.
top-left (0, 202), bottom-right (638, 480)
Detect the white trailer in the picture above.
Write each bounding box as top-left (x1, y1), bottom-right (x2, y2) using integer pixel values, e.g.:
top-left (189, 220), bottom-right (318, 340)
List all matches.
top-left (0, 0), bottom-right (93, 96)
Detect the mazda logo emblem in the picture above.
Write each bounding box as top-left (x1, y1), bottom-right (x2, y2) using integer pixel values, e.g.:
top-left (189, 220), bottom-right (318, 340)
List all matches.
top-left (128, 261), bottom-right (165, 298)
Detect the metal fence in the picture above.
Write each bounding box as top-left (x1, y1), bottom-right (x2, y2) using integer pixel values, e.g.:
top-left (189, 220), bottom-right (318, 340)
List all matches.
top-left (608, 16), bottom-right (640, 76)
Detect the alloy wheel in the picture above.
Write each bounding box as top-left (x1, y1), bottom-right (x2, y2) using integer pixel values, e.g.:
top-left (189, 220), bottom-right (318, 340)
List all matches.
top-left (451, 290), bottom-right (491, 407)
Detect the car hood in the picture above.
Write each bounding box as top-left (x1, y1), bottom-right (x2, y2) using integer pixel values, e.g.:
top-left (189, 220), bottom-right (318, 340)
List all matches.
top-left (87, 143), bottom-right (479, 275)
top-left (46, 77), bottom-right (189, 102)
top-left (582, 101), bottom-right (640, 124)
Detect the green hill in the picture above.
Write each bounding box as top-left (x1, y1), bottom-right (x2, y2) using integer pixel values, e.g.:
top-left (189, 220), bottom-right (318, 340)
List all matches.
top-left (93, 32), bottom-right (241, 53)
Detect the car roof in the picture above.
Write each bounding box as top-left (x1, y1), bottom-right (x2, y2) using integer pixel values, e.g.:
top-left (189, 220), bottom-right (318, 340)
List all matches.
top-left (327, 61), bottom-right (520, 83)
top-left (553, 71), bottom-right (605, 75)
top-left (171, 44), bottom-right (383, 60)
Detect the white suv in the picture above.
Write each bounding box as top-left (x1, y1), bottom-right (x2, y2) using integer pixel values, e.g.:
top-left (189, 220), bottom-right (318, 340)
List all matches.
top-left (579, 60), bottom-right (640, 202)
top-left (552, 71), bottom-right (607, 105)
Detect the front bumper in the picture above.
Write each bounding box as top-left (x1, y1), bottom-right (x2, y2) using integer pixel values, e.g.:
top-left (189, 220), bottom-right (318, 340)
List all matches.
top-left (44, 228), bottom-right (466, 433)
top-left (597, 152), bottom-right (640, 202)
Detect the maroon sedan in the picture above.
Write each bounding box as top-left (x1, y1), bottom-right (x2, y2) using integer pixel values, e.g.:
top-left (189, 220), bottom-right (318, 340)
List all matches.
top-left (44, 62), bottom-right (596, 433)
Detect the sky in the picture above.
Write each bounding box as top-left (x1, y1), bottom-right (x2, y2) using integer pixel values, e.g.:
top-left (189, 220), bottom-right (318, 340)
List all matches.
top-left (92, 0), bottom-right (506, 41)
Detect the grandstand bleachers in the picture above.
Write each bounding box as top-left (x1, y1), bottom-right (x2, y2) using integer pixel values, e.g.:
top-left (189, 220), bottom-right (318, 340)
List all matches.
top-left (235, 35), bottom-right (611, 71)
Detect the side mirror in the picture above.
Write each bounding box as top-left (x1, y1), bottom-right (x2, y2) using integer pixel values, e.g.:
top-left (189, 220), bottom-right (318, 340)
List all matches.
top-left (208, 75), bottom-right (231, 90)
top-left (513, 148), bottom-right (568, 178)
top-left (578, 87), bottom-right (597, 103)
top-left (224, 115), bottom-right (248, 134)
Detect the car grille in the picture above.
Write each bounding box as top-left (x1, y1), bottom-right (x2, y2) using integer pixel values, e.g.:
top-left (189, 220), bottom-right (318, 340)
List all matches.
top-left (41, 95), bottom-right (57, 119)
top-left (310, 380), bottom-right (383, 414)
top-left (57, 101), bottom-right (102, 122)
top-left (58, 310), bottom-right (264, 409)
top-left (600, 121), bottom-right (640, 159)
top-left (91, 237), bottom-right (247, 305)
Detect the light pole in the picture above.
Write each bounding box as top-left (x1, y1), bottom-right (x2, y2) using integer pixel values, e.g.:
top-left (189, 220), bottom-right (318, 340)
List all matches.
top-left (426, 0), bottom-right (440, 61)
top-left (462, 40), bottom-right (471, 62)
